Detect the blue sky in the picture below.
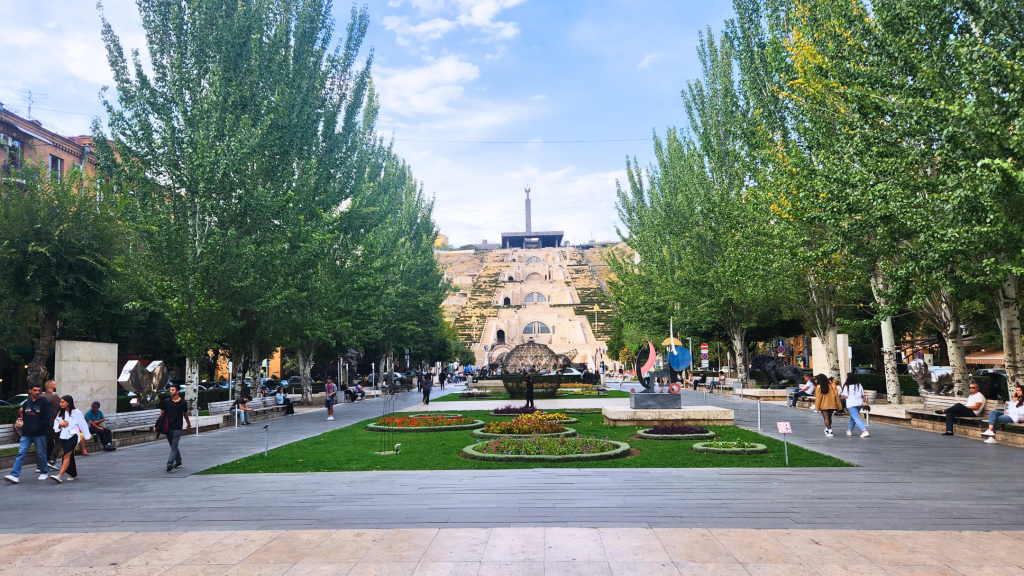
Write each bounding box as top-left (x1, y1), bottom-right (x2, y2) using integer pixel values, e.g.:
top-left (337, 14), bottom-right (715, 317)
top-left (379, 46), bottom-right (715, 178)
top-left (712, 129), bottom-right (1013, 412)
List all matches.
top-left (1, 0), bottom-right (737, 246)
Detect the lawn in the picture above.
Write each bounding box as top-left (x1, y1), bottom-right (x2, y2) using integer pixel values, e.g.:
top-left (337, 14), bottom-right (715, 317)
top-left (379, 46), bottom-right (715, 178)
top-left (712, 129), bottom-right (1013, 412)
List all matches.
top-left (432, 390), bottom-right (629, 402)
top-left (200, 410), bottom-right (850, 474)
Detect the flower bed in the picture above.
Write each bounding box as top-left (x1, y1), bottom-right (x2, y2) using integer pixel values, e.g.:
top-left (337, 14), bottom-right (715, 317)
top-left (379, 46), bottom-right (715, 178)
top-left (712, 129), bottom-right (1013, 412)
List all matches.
top-left (637, 424), bottom-right (715, 441)
top-left (491, 404), bottom-right (540, 415)
top-left (557, 389), bottom-right (600, 396)
top-left (533, 412), bottom-right (575, 422)
top-left (471, 426), bottom-right (577, 439)
top-left (462, 436), bottom-right (631, 462)
top-left (691, 439), bottom-right (768, 454)
top-left (563, 408), bottom-right (602, 414)
top-left (482, 414), bottom-right (567, 435)
top-left (365, 414), bottom-right (484, 433)
top-left (458, 392), bottom-right (494, 399)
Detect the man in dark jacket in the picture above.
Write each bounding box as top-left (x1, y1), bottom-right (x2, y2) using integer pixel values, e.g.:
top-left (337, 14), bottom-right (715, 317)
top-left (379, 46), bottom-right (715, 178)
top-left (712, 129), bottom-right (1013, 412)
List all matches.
top-left (525, 373), bottom-right (535, 409)
top-left (4, 382), bottom-right (51, 484)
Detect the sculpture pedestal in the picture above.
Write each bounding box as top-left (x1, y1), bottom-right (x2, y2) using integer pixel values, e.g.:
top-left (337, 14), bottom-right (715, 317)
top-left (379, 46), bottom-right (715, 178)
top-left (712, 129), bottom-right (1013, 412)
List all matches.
top-left (629, 392), bottom-right (682, 409)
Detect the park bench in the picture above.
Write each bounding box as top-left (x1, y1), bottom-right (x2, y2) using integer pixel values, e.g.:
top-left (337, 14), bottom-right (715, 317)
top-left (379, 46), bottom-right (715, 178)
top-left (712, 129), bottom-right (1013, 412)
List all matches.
top-left (103, 409), bottom-right (163, 434)
top-left (906, 395), bottom-right (1000, 426)
top-left (1, 424), bottom-right (18, 450)
top-left (209, 396), bottom-right (292, 421)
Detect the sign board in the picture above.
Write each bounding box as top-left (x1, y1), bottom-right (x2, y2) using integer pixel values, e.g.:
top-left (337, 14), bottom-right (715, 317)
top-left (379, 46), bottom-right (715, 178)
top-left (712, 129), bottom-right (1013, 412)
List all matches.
top-left (700, 343), bottom-right (709, 367)
top-left (776, 422), bottom-right (792, 434)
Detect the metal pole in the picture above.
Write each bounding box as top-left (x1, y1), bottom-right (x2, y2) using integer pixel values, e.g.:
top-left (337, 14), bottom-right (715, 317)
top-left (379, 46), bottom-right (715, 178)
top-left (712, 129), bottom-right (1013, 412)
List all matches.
top-left (263, 424), bottom-right (269, 457)
top-left (783, 434), bottom-right (789, 466)
top-left (703, 392), bottom-right (707, 405)
top-left (757, 400), bottom-right (761, 430)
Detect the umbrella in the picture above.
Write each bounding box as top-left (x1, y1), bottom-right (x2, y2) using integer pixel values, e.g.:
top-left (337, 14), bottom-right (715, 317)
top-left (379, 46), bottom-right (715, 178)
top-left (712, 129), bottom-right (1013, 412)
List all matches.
top-left (662, 337), bottom-right (683, 347)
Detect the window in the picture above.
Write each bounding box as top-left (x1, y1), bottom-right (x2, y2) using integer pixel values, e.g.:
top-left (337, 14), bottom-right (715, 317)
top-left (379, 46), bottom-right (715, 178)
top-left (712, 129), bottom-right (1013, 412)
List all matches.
top-left (49, 155), bottom-right (64, 179)
top-left (2, 137), bottom-right (22, 173)
top-left (503, 297), bottom-right (511, 305)
top-left (525, 272), bottom-right (543, 281)
top-left (523, 321), bottom-right (550, 334)
top-left (524, 292), bottom-right (546, 303)
top-left (526, 256), bottom-right (541, 263)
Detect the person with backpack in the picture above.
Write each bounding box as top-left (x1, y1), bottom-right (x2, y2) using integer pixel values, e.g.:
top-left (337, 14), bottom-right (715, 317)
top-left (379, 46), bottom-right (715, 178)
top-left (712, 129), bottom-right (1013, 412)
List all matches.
top-left (154, 384), bottom-right (191, 472)
top-left (51, 395), bottom-right (91, 483)
top-left (4, 382), bottom-right (51, 484)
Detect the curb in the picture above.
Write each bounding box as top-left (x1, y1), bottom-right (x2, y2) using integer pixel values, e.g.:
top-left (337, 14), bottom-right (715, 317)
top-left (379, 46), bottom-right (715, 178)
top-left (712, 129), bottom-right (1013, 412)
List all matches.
top-left (691, 442), bottom-right (768, 454)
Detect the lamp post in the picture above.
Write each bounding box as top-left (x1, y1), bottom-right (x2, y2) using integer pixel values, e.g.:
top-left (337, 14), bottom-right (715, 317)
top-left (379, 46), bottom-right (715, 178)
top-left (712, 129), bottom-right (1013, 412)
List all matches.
top-left (593, 304), bottom-right (599, 333)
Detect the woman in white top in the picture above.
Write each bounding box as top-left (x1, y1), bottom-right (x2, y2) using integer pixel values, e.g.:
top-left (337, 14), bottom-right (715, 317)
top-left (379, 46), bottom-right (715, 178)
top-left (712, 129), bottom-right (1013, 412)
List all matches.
top-left (981, 384), bottom-right (1024, 444)
top-left (51, 395), bottom-right (92, 483)
top-left (841, 374), bottom-right (870, 438)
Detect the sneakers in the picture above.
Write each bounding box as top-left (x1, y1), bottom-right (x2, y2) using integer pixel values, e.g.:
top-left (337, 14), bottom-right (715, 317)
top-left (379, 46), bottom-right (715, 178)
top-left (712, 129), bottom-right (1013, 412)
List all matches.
top-left (981, 430), bottom-right (995, 437)
top-left (166, 464), bottom-right (173, 472)
top-left (825, 429), bottom-right (834, 437)
top-left (173, 462), bottom-right (182, 469)
top-left (4, 475), bottom-right (18, 484)
top-left (984, 437), bottom-right (997, 444)
top-left (38, 474), bottom-right (48, 481)
top-left (846, 430), bottom-right (852, 436)
top-left (103, 444), bottom-right (117, 451)
top-left (860, 431), bottom-right (870, 438)
top-left (327, 416), bottom-right (334, 421)
top-left (935, 410), bottom-right (945, 415)
top-left (50, 475), bottom-right (62, 483)
top-left (942, 431), bottom-right (954, 436)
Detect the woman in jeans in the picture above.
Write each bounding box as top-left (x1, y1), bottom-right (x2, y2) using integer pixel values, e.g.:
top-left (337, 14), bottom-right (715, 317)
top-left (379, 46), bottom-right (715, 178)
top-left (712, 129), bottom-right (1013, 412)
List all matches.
top-left (981, 384), bottom-right (1024, 444)
top-left (51, 395), bottom-right (91, 483)
top-left (814, 374), bottom-right (842, 437)
top-left (841, 373), bottom-right (870, 438)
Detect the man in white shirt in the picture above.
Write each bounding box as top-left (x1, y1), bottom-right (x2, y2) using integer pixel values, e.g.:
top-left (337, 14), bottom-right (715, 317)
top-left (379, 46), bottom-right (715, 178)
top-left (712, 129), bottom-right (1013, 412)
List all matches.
top-left (790, 374), bottom-right (815, 407)
top-left (935, 382), bottom-right (986, 435)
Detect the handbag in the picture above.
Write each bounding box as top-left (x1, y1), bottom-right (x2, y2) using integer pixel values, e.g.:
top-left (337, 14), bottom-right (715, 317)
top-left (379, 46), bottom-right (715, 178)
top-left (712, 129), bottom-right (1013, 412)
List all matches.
top-left (861, 403), bottom-right (871, 412)
top-left (14, 415), bottom-right (23, 436)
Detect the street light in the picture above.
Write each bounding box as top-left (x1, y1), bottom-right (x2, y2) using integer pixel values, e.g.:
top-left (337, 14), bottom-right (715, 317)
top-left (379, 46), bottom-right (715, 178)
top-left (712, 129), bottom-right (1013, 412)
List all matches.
top-left (593, 304), bottom-right (599, 333)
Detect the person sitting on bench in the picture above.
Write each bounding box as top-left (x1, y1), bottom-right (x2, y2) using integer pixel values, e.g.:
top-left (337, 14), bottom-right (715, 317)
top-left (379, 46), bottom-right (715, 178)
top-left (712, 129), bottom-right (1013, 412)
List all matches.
top-left (935, 382), bottom-right (985, 436)
top-left (981, 384), bottom-right (1024, 444)
top-left (232, 396), bottom-right (254, 425)
top-left (84, 401), bottom-right (116, 451)
top-left (354, 384), bottom-right (365, 400)
top-left (275, 387), bottom-right (294, 415)
top-left (790, 374), bottom-right (815, 407)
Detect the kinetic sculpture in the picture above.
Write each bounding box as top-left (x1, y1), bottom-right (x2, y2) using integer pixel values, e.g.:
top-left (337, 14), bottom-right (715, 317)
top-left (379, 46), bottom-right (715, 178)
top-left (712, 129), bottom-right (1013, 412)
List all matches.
top-left (501, 342), bottom-right (576, 373)
top-left (750, 354), bottom-right (805, 388)
top-left (635, 340), bottom-right (657, 392)
top-left (908, 359), bottom-right (954, 395)
top-left (117, 360), bottom-right (169, 404)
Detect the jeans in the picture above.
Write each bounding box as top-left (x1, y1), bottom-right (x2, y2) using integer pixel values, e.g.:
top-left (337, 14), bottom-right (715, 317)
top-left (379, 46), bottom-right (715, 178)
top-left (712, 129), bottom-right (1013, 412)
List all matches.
top-left (11, 435), bottom-right (47, 478)
top-left (790, 390), bottom-right (812, 407)
top-left (988, 410), bottom-right (1016, 427)
top-left (944, 403), bottom-right (976, 432)
top-left (235, 408), bottom-right (250, 425)
top-left (847, 406), bottom-right (867, 432)
top-left (166, 429), bottom-right (183, 466)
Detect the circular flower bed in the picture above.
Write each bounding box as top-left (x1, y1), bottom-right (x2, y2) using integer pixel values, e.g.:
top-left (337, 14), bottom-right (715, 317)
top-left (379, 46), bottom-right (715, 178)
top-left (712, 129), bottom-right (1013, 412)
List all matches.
top-left (458, 391), bottom-right (494, 399)
top-left (691, 439), bottom-right (768, 454)
top-left (637, 424), bottom-right (715, 441)
top-left (472, 427), bottom-right (577, 439)
top-left (563, 408), bottom-right (602, 414)
top-left (462, 436), bottom-right (631, 462)
top-left (491, 404), bottom-right (540, 416)
top-left (365, 414), bottom-right (484, 433)
top-left (481, 414), bottom-right (568, 435)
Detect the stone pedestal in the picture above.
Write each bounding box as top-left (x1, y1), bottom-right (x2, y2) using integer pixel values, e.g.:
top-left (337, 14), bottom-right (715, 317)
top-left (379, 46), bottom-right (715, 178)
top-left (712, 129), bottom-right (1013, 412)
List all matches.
top-left (603, 406), bottom-right (735, 427)
top-left (630, 392), bottom-right (682, 409)
top-left (54, 340), bottom-right (118, 415)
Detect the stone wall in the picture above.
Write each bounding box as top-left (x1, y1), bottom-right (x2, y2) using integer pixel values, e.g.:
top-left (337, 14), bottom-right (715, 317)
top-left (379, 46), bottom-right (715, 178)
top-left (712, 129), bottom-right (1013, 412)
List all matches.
top-left (54, 340), bottom-right (118, 414)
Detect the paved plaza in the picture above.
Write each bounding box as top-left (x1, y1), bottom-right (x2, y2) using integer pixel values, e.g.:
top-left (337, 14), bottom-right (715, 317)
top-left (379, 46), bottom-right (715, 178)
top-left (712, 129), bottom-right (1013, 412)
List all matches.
top-left (2, 527), bottom-right (1023, 575)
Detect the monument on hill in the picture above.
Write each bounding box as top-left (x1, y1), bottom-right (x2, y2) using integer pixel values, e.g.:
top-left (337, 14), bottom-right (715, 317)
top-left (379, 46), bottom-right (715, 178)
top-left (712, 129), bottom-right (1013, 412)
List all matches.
top-left (501, 187), bottom-right (564, 248)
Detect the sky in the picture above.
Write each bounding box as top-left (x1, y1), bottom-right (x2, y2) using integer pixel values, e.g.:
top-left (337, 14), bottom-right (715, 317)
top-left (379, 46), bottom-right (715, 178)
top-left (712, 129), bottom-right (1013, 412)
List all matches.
top-left (0, 0), bottom-right (737, 247)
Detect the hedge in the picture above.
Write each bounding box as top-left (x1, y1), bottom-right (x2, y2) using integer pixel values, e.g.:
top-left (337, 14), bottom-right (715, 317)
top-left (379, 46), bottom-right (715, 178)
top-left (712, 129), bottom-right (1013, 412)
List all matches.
top-left (855, 374), bottom-right (921, 397)
top-left (0, 405), bottom-right (18, 425)
top-left (116, 388), bottom-right (231, 413)
top-left (499, 374), bottom-right (583, 384)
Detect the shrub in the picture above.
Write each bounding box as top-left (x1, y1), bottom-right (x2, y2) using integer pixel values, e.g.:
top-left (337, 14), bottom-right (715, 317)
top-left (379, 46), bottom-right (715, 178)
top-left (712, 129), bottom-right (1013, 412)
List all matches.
top-left (502, 378), bottom-right (561, 399)
top-left (482, 414), bottom-right (566, 435)
top-left (647, 424), bottom-right (709, 435)
top-left (116, 396), bottom-right (132, 413)
top-left (474, 435), bottom-right (618, 456)
top-left (857, 374), bottom-right (922, 397)
top-left (500, 374), bottom-right (582, 385)
top-left (0, 405), bottom-right (19, 424)
top-left (492, 404), bottom-right (540, 415)
top-left (458, 392), bottom-right (493, 399)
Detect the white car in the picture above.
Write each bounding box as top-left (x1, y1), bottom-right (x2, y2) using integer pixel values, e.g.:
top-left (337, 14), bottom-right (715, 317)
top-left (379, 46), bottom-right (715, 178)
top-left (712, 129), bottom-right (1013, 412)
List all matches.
top-left (559, 368), bottom-right (583, 376)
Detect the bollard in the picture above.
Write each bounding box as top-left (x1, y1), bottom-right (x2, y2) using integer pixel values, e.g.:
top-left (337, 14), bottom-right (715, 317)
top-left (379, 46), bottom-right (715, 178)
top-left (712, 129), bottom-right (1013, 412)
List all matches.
top-left (757, 399), bottom-right (761, 430)
top-left (263, 424), bottom-right (270, 457)
top-left (703, 392), bottom-right (707, 405)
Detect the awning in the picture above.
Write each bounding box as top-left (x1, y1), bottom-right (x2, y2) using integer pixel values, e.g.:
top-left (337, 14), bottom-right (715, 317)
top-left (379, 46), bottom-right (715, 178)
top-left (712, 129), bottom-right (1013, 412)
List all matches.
top-left (965, 349), bottom-right (1004, 365)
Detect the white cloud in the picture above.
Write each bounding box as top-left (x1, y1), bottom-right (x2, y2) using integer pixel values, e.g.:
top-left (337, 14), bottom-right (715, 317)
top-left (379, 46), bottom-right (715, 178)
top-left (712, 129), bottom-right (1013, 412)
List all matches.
top-left (638, 52), bottom-right (659, 69)
top-left (374, 55), bottom-right (481, 116)
top-left (531, 94), bottom-right (546, 101)
top-left (384, 0), bottom-right (526, 44)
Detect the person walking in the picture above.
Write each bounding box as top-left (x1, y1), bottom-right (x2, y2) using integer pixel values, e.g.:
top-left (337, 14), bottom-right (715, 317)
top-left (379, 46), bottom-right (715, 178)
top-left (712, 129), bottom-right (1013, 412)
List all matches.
top-left (814, 374), bottom-right (842, 437)
top-left (84, 401), bottom-right (116, 450)
top-left (525, 373), bottom-right (535, 409)
top-left (51, 396), bottom-right (91, 483)
top-left (154, 384), bottom-right (191, 472)
top-left (325, 378), bottom-right (338, 421)
top-left (981, 384), bottom-right (1024, 444)
top-left (4, 382), bottom-right (51, 484)
top-left (422, 371), bottom-right (433, 405)
top-left (841, 374), bottom-right (870, 438)
top-left (41, 380), bottom-right (63, 465)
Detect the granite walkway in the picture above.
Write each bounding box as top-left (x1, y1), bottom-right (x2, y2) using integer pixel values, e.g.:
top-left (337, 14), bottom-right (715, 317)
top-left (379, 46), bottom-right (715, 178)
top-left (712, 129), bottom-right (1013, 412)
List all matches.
top-left (0, 387), bottom-right (1021, 532)
top-left (1, 527), bottom-right (1022, 575)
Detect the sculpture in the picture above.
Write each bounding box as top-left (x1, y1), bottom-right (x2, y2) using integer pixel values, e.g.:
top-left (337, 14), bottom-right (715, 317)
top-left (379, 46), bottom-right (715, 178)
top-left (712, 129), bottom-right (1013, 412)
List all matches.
top-left (501, 342), bottom-right (573, 373)
top-left (343, 349), bottom-right (362, 386)
top-left (750, 354), bottom-right (805, 388)
top-left (635, 340), bottom-right (657, 392)
top-left (117, 360), bottom-right (168, 404)
top-left (907, 359), bottom-right (954, 395)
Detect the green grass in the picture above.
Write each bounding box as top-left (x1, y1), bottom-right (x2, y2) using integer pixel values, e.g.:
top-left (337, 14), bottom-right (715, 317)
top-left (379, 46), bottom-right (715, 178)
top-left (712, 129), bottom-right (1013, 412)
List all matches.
top-left (433, 390), bottom-right (629, 402)
top-left (200, 411), bottom-right (850, 474)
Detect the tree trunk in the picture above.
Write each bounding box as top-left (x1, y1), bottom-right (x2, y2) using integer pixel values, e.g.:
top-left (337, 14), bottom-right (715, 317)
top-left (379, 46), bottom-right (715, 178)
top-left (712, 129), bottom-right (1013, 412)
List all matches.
top-left (920, 287), bottom-right (966, 395)
top-left (231, 353), bottom-right (248, 401)
top-left (249, 342), bottom-right (262, 396)
top-left (997, 274), bottom-right (1023, 393)
top-left (806, 270), bottom-right (840, 378)
top-left (871, 268), bottom-right (903, 405)
top-left (27, 312), bottom-right (57, 385)
top-left (298, 346), bottom-right (314, 404)
top-left (185, 356), bottom-right (200, 418)
top-left (728, 325), bottom-right (749, 385)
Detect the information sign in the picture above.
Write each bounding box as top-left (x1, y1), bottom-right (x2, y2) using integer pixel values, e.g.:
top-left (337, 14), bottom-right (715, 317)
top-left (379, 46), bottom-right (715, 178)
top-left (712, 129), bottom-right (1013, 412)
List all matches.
top-left (776, 422), bottom-right (792, 434)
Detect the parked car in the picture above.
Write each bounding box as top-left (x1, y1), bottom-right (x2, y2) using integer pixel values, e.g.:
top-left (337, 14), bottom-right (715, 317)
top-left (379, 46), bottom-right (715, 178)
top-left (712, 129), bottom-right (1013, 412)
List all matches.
top-left (1, 393), bottom-right (28, 407)
top-left (853, 366), bottom-right (877, 375)
top-left (559, 368), bottom-right (583, 377)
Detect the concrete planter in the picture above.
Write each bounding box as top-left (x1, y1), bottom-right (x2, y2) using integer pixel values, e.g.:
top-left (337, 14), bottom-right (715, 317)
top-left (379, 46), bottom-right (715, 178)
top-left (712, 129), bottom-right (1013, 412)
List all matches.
top-left (471, 427), bottom-right (577, 439)
top-left (637, 430), bottom-right (715, 441)
top-left (461, 440), bottom-right (631, 462)
top-left (691, 441), bottom-right (768, 455)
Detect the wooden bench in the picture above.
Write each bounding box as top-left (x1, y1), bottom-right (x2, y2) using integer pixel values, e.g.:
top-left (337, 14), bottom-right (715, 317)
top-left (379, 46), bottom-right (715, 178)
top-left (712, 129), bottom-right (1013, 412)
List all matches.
top-left (103, 409), bottom-right (162, 434)
top-left (209, 396), bottom-right (292, 421)
top-left (0, 424), bottom-right (18, 450)
top-left (906, 395), bottom-right (999, 425)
